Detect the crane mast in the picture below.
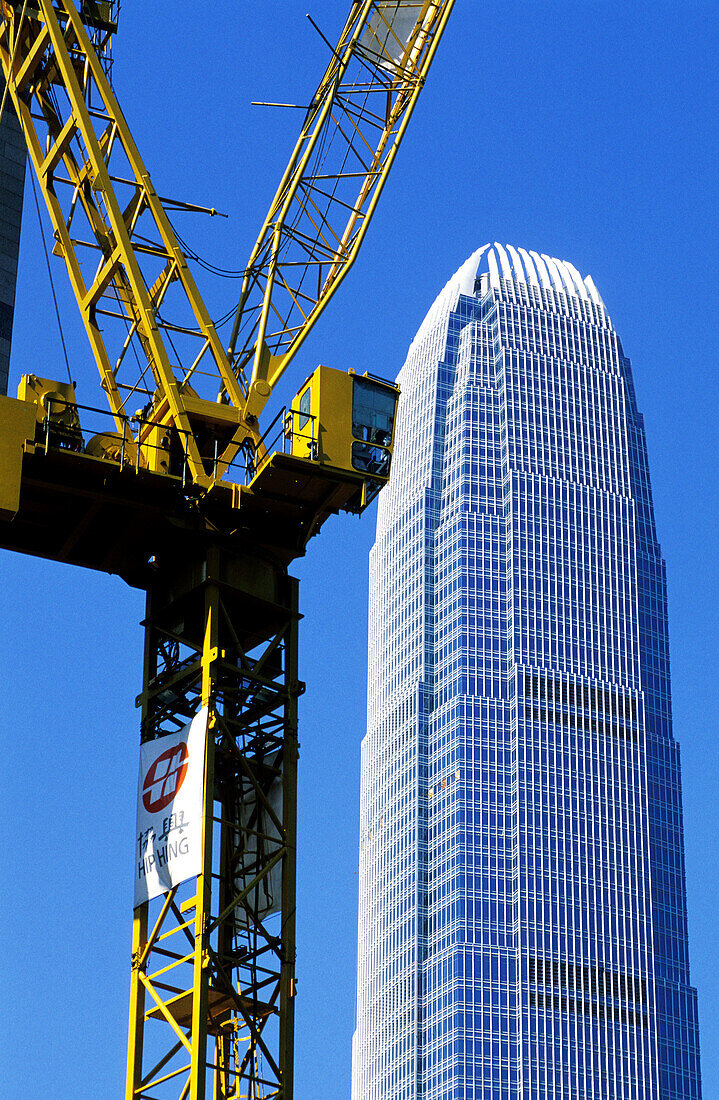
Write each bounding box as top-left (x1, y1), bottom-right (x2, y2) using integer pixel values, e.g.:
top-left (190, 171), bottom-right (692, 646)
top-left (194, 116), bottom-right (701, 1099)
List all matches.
top-left (0, 2), bottom-right (455, 1096)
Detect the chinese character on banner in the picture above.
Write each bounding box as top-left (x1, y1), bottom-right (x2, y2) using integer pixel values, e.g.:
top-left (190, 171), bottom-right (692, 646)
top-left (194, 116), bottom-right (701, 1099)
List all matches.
top-left (134, 707), bottom-right (208, 907)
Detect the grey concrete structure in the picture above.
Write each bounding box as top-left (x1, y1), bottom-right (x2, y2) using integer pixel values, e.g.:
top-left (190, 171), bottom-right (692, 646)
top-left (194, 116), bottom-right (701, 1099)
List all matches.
top-left (0, 86), bottom-right (25, 395)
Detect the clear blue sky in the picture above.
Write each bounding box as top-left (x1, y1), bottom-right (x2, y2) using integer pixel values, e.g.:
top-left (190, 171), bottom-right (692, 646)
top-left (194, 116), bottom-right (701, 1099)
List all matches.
top-left (1, 2), bottom-right (718, 1096)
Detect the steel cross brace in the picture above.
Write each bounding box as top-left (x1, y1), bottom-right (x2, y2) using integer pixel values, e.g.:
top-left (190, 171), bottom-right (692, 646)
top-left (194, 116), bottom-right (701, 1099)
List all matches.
top-left (126, 545), bottom-right (299, 1099)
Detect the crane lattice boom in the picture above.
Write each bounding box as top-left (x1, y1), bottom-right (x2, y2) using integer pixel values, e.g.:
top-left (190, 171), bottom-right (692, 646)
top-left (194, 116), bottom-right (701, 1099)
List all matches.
top-left (230, 0), bottom-right (455, 422)
top-left (0, 3), bottom-right (455, 1097)
top-left (0, 0), bottom-right (454, 484)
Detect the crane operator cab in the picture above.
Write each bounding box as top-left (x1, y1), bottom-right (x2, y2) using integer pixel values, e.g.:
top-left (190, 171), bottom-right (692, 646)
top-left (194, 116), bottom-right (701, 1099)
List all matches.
top-left (283, 365), bottom-right (400, 511)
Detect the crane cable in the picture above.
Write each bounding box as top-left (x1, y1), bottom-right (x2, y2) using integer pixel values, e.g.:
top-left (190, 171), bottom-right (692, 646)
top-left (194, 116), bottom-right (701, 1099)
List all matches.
top-left (0, 0), bottom-right (26, 125)
top-left (231, 17), bottom-right (379, 363)
top-left (28, 170), bottom-right (73, 386)
top-left (170, 221), bottom-right (246, 280)
top-left (0, 1), bottom-right (73, 386)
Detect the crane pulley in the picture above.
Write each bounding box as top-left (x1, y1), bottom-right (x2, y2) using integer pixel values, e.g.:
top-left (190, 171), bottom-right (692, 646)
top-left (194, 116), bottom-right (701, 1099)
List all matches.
top-left (0, 2), bottom-right (455, 1097)
top-left (0, 0), bottom-right (453, 500)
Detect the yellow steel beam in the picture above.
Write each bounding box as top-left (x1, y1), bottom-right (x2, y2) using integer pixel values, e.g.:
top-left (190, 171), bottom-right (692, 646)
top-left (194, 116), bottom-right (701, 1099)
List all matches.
top-left (126, 549), bottom-right (299, 1099)
top-left (0, 2), bottom-right (451, 482)
top-left (229, 0), bottom-right (456, 422)
top-left (0, 1), bottom-right (257, 486)
top-left (0, 8), bottom-right (453, 1096)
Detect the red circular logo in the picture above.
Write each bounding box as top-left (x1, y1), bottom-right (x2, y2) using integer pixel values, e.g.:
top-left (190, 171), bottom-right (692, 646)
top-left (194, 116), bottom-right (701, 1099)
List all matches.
top-left (142, 742), bottom-right (189, 813)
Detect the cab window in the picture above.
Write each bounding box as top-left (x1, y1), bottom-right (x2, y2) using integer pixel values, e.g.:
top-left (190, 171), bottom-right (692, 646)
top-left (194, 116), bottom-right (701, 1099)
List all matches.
top-left (352, 377), bottom-right (396, 446)
top-left (351, 377), bottom-right (397, 478)
top-left (298, 387), bottom-right (311, 431)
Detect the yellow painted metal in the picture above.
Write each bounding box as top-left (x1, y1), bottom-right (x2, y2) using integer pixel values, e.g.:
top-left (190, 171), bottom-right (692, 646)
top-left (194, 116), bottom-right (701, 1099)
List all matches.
top-left (0, 3), bottom-right (456, 1094)
top-left (287, 366), bottom-right (398, 479)
top-left (0, 1), bottom-right (451, 493)
top-left (289, 367), bottom-right (354, 467)
top-left (0, 0), bottom-right (254, 487)
top-left (229, 0), bottom-right (457, 422)
top-left (17, 374), bottom-right (73, 414)
top-left (17, 375), bottom-right (81, 436)
top-left (126, 550), bottom-right (300, 1098)
top-left (0, 1), bottom-right (453, 489)
top-left (126, 900), bottom-right (148, 1094)
top-left (0, 393), bottom-right (37, 518)
top-left (188, 599), bottom-right (218, 1098)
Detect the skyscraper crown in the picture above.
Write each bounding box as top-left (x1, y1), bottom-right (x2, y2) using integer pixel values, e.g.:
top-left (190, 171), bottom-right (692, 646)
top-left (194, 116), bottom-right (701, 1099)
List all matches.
top-left (463, 242), bottom-right (603, 303)
top-left (354, 238), bottom-right (702, 1100)
top-left (412, 242), bottom-right (606, 355)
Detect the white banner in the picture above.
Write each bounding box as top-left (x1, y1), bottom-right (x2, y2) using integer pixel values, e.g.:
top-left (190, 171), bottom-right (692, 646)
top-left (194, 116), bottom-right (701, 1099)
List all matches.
top-left (134, 707), bottom-right (208, 908)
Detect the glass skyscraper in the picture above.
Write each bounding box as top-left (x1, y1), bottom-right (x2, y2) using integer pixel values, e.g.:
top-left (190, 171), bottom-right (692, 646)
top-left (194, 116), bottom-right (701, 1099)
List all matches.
top-left (351, 244), bottom-right (701, 1099)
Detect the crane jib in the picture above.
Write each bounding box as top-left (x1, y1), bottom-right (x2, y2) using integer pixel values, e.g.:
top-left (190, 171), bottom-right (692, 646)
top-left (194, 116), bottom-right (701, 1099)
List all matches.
top-left (0, 2), bottom-right (455, 1097)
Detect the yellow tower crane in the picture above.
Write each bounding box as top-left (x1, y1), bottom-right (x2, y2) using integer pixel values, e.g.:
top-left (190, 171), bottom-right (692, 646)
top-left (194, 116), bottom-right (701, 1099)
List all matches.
top-left (0, 2), bottom-right (455, 1096)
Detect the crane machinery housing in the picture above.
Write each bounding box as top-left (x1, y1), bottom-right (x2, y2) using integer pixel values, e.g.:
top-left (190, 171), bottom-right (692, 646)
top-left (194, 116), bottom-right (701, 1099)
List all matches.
top-left (0, 2), bottom-right (455, 1096)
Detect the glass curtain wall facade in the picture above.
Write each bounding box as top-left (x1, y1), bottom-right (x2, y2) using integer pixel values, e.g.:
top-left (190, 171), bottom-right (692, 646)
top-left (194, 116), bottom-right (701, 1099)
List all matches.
top-left (351, 244), bottom-right (701, 1099)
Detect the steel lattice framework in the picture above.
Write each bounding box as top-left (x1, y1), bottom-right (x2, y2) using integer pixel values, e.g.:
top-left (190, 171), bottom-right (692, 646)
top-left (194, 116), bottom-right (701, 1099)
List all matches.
top-left (0, 0), bottom-right (252, 486)
top-left (0, 0), bottom-right (455, 457)
top-left (230, 0), bottom-right (456, 422)
top-left (0, 2), bottom-right (456, 1097)
top-left (127, 548), bottom-right (300, 1099)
